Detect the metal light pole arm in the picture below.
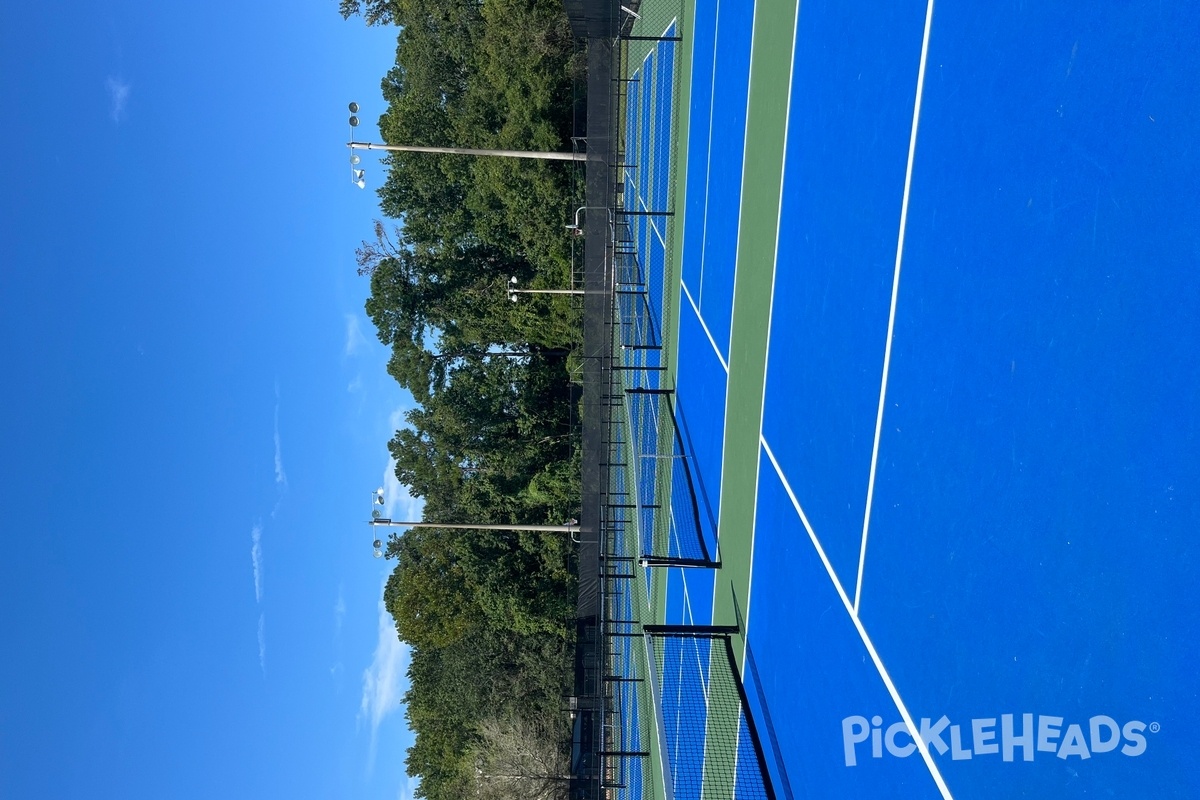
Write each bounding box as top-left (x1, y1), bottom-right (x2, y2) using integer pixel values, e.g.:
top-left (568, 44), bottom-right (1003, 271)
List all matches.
top-left (370, 519), bottom-right (579, 533)
top-left (348, 141), bottom-right (586, 162)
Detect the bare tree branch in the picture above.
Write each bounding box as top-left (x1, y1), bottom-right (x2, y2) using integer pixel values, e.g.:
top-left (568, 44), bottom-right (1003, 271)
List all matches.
top-left (472, 717), bottom-right (570, 800)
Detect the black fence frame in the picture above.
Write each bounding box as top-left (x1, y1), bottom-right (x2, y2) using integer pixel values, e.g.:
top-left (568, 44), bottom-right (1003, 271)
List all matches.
top-left (568, 7), bottom-right (776, 800)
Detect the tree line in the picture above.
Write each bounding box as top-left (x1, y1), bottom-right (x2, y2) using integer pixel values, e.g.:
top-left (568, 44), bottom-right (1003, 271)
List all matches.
top-left (339, 0), bottom-right (585, 797)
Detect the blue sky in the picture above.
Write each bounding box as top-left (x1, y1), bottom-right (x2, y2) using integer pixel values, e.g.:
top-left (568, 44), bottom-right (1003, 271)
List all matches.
top-left (0, 2), bottom-right (423, 798)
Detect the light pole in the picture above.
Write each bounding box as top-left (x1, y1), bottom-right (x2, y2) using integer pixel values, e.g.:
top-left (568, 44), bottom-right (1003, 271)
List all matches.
top-left (348, 102), bottom-right (367, 188)
top-left (346, 102), bottom-right (585, 191)
top-left (369, 487), bottom-right (578, 557)
top-left (564, 205), bottom-right (612, 234)
top-left (426, 347), bottom-right (570, 361)
top-left (350, 140), bottom-right (587, 162)
top-left (507, 276), bottom-right (586, 303)
top-left (371, 487), bottom-right (387, 556)
top-left (373, 518), bottom-right (580, 533)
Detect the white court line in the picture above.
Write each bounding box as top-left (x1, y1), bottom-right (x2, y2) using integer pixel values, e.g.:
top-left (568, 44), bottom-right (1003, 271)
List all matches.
top-left (681, 280), bottom-right (729, 373)
top-left (651, 21), bottom-right (681, 251)
top-left (696, 0), bottom-right (723, 310)
top-left (629, 32), bottom-right (673, 252)
top-left (677, 569), bottom-right (713, 705)
top-left (761, 437), bottom-right (954, 800)
top-left (743, 0), bottom-right (802, 681)
top-left (642, 186), bottom-right (669, 249)
top-left (671, 637), bottom-right (686, 792)
top-left (627, 21), bottom-right (680, 265)
top-left (739, 0), bottom-right (796, 642)
top-left (681, 565), bottom-right (697, 625)
top-left (708, 0), bottom-right (761, 639)
top-left (633, 48), bottom-right (666, 249)
top-left (624, 174), bottom-right (669, 252)
top-left (854, 0), bottom-right (936, 616)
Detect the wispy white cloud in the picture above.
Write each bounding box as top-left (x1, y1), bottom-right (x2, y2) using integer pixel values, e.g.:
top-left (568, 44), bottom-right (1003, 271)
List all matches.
top-left (359, 595), bottom-right (411, 774)
top-left (250, 524), bottom-right (263, 603)
top-left (257, 614), bottom-right (267, 675)
top-left (273, 382), bottom-right (288, 490)
top-left (381, 457), bottom-right (423, 523)
top-left (345, 314), bottom-right (369, 358)
top-left (273, 429), bottom-right (285, 486)
top-left (334, 585), bottom-right (347, 636)
top-left (396, 775), bottom-right (420, 800)
top-left (347, 374), bottom-right (364, 394)
top-left (329, 586), bottom-right (348, 693)
top-left (105, 76), bottom-right (130, 123)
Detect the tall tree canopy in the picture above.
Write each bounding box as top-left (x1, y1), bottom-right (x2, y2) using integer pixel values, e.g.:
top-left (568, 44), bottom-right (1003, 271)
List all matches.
top-left (340, 0), bottom-right (584, 798)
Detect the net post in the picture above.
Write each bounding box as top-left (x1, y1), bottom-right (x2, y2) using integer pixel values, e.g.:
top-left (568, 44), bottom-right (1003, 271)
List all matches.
top-left (720, 636), bottom-right (779, 800)
top-left (642, 631), bottom-right (675, 800)
top-left (667, 398), bottom-right (717, 565)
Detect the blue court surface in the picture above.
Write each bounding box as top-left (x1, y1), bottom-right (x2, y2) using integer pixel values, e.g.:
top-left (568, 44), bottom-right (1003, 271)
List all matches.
top-left (628, 0), bottom-right (1200, 797)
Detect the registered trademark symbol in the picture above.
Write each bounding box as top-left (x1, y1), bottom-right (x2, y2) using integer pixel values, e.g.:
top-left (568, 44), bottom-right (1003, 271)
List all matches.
top-left (1149, 722), bottom-right (1161, 733)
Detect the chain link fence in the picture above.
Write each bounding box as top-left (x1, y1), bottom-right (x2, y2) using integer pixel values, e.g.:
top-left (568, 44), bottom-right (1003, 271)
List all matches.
top-left (569, 2), bottom-right (779, 799)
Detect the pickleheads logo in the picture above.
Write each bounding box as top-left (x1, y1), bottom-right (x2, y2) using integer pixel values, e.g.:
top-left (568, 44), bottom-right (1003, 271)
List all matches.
top-left (842, 714), bottom-right (1156, 767)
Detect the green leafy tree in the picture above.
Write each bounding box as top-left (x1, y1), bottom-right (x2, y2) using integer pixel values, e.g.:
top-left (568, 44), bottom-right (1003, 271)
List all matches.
top-left (337, 0), bottom-right (395, 26)
top-left (338, 0), bottom-right (582, 795)
top-left (383, 528), bottom-right (475, 649)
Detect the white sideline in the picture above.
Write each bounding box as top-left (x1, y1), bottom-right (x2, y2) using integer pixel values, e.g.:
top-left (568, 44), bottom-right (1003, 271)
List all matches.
top-left (854, 0), bottom-right (937, 617)
top-left (762, 437), bottom-right (954, 799)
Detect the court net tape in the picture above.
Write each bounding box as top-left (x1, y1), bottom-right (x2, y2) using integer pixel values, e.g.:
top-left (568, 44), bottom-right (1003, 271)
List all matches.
top-left (624, 388), bottom-right (718, 568)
